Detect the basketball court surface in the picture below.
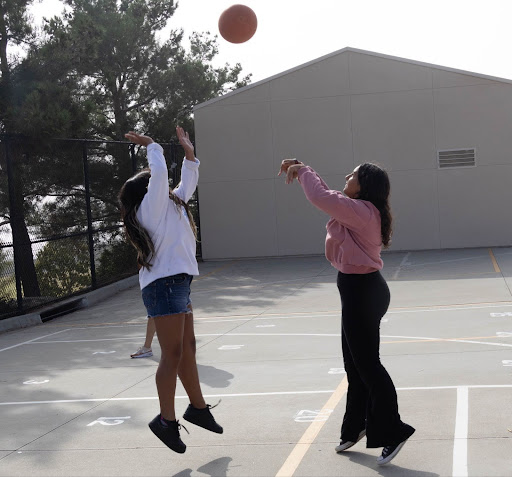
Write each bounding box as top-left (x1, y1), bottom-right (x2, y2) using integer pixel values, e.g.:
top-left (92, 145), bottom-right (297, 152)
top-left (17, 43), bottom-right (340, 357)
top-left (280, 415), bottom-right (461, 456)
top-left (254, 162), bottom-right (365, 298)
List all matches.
top-left (0, 247), bottom-right (511, 476)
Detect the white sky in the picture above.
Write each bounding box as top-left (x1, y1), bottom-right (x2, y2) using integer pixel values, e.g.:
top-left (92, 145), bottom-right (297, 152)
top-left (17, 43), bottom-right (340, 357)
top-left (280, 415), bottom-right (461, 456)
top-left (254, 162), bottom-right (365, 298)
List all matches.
top-left (26, 0), bottom-right (512, 84)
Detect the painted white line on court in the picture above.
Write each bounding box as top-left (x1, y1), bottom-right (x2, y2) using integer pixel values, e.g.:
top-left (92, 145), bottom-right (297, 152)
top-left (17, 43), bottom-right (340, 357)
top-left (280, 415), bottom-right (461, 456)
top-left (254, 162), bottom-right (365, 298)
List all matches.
top-left (0, 390), bottom-right (337, 406)
top-left (382, 334), bottom-right (438, 341)
top-left (28, 337), bottom-right (146, 344)
top-left (195, 302), bottom-right (512, 322)
top-left (445, 339), bottom-right (512, 348)
top-left (397, 384), bottom-right (512, 391)
top-left (25, 333), bottom-right (512, 349)
top-left (387, 303), bottom-right (512, 314)
top-left (382, 334), bottom-right (512, 348)
top-left (28, 333), bottom-right (340, 344)
top-left (398, 254), bottom-right (489, 268)
top-left (0, 329), bottom-right (71, 353)
top-left (453, 386), bottom-right (469, 477)
top-left (1, 384), bottom-right (511, 407)
top-left (392, 252), bottom-right (411, 279)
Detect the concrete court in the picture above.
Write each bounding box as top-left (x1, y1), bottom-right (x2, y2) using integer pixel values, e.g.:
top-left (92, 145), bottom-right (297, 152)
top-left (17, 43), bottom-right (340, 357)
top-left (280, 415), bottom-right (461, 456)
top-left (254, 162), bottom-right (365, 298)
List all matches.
top-left (0, 247), bottom-right (511, 477)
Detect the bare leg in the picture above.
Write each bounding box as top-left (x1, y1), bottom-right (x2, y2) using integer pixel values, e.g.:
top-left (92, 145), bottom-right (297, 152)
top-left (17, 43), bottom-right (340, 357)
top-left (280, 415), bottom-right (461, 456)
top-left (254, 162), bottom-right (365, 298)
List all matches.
top-left (153, 314), bottom-right (186, 421)
top-left (178, 311), bottom-right (206, 409)
top-left (144, 317), bottom-right (156, 349)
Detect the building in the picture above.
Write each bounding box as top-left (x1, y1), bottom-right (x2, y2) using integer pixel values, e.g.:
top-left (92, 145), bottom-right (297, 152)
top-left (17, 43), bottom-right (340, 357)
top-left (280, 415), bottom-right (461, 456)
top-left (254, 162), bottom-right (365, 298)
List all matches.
top-left (194, 47), bottom-right (512, 260)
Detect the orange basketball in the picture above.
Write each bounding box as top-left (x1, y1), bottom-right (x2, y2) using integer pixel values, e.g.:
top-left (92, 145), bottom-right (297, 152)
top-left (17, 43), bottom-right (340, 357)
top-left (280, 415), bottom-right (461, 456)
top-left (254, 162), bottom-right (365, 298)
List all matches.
top-left (218, 4), bottom-right (257, 44)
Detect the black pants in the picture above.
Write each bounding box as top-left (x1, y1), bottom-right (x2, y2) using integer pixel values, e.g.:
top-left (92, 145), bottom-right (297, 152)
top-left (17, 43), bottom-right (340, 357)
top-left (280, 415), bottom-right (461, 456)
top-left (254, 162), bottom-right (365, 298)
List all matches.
top-left (337, 271), bottom-right (415, 448)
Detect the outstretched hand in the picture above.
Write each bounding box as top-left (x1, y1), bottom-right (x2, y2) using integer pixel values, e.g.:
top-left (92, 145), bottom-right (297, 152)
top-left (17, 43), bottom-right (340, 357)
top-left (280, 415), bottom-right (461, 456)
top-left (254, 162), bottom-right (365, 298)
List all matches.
top-left (278, 159), bottom-right (304, 184)
top-left (177, 126), bottom-right (195, 161)
top-left (124, 131), bottom-right (154, 147)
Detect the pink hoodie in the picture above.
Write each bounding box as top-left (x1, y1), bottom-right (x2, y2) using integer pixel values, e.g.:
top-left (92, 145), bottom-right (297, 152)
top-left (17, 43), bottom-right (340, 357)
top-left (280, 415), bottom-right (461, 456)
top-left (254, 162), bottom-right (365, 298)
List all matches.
top-left (298, 166), bottom-right (383, 274)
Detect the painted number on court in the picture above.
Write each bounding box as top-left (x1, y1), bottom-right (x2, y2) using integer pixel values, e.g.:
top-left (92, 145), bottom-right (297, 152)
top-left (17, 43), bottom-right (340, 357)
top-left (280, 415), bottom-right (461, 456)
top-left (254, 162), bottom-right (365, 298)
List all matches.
top-left (294, 409), bottom-right (333, 422)
top-left (23, 379), bottom-right (49, 385)
top-left (218, 345), bottom-right (245, 350)
top-left (87, 416), bottom-right (131, 426)
top-left (491, 312), bottom-right (512, 317)
top-left (328, 368), bottom-right (346, 374)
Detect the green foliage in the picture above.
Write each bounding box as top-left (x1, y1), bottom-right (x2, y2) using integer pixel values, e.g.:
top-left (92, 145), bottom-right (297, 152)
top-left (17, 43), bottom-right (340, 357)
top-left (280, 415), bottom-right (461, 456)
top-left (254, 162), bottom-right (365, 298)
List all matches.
top-left (96, 235), bottom-right (138, 283)
top-left (0, 247), bottom-right (14, 277)
top-left (0, 0), bottom-right (251, 308)
top-left (35, 238), bottom-right (91, 297)
top-left (44, 0), bottom-right (250, 141)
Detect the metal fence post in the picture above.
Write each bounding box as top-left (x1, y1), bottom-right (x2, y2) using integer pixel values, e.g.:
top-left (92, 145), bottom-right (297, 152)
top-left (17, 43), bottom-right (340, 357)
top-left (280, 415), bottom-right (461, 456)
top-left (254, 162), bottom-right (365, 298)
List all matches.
top-left (130, 143), bottom-right (136, 174)
top-left (4, 138), bottom-right (23, 310)
top-left (82, 142), bottom-right (97, 288)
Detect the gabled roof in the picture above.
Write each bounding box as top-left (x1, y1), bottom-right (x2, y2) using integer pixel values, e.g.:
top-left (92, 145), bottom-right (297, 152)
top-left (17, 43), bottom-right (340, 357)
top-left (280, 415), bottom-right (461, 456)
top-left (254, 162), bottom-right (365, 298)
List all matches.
top-left (194, 46), bottom-right (512, 110)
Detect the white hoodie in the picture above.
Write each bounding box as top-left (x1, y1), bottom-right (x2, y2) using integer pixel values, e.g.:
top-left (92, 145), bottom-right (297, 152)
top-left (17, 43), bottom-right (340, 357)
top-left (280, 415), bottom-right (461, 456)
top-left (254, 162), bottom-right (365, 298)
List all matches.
top-left (136, 142), bottom-right (199, 290)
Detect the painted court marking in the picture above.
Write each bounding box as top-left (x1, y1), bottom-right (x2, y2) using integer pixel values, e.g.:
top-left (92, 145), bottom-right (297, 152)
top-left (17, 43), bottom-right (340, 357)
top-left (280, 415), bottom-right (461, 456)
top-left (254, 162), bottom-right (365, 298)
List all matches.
top-left (0, 329), bottom-right (70, 353)
top-left (275, 376), bottom-right (349, 477)
top-left (453, 386), bottom-right (469, 477)
top-left (488, 248), bottom-right (501, 273)
top-left (0, 383), bottom-right (505, 477)
top-left (1, 384), bottom-right (511, 407)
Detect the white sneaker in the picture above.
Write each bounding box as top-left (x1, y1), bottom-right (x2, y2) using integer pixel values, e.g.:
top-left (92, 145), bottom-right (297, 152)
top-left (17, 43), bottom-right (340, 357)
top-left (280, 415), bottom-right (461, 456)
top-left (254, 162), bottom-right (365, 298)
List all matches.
top-left (335, 429), bottom-right (366, 452)
top-left (130, 346), bottom-right (153, 358)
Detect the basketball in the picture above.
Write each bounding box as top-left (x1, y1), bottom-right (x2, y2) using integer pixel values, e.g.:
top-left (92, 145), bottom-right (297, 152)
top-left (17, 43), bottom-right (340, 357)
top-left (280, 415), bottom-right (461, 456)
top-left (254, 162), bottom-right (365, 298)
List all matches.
top-left (218, 4), bottom-right (257, 44)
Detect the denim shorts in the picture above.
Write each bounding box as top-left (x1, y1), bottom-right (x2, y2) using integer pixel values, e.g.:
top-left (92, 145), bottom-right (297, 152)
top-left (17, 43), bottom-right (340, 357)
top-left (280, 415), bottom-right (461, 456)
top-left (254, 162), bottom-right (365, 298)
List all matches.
top-left (141, 274), bottom-right (193, 318)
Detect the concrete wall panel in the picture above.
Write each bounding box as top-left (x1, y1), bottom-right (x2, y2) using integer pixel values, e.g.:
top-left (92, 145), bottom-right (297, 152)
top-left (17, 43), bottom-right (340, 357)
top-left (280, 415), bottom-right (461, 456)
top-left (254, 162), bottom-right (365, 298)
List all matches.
top-left (387, 170), bottom-right (440, 251)
top-left (198, 179), bottom-right (278, 259)
top-left (437, 165), bottom-right (512, 248)
top-left (194, 50), bottom-right (512, 258)
top-left (432, 69), bottom-right (500, 89)
top-left (194, 102), bottom-right (274, 183)
top-left (434, 84), bottom-right (512, 166)
top-left (349, 52), bottom-right (432, 94)
top-left (270, 54), bottom-right (350, 101)
top-left (270, 96), bottom-right (353, 175)
top-left (351, 89), bottom-right (436, 170)
top-left (274, 174), bottom-right (346, 256)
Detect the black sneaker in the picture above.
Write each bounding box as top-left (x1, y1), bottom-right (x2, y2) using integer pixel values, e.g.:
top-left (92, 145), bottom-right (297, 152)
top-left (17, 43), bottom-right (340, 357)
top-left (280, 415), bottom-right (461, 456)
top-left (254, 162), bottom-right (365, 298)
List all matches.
top-left (377, 439), bottom-right (408, 465)
top-left (183, 401), bottom-right (223, 434)
top-left (335, 429), bottom-right (366, 452)
top-left (148, 415), bottom-right (188, 453)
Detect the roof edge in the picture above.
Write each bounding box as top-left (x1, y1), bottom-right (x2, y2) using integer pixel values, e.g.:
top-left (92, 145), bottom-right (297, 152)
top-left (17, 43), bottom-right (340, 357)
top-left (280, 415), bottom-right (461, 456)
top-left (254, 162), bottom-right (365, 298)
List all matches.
top-left (194, 46), bottom-right (512, 111)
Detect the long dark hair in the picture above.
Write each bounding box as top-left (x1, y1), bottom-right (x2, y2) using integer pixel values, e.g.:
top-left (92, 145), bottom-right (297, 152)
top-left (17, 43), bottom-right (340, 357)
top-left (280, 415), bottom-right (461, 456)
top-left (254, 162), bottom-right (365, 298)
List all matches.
top-left (118, 169), bottom-right (198, 269)
top-left (356, 163), bottom-right (392, 248)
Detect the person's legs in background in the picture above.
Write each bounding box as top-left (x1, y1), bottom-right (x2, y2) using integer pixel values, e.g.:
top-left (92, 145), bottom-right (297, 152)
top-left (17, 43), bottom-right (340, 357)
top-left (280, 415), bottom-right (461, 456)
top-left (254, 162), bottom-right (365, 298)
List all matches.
top-left (131, 317), bottom-right (156, 358)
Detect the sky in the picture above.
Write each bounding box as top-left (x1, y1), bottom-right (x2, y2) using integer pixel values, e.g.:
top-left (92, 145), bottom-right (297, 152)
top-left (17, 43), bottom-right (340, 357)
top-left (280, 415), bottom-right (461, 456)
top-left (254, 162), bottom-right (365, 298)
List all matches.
top-left (26, 0), bottom-right (512, 85)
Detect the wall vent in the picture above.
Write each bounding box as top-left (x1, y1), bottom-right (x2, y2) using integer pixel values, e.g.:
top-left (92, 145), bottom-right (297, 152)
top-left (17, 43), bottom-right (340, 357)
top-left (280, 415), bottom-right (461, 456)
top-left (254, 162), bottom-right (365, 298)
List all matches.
top-left (438, 149), bottom-right (476, 169)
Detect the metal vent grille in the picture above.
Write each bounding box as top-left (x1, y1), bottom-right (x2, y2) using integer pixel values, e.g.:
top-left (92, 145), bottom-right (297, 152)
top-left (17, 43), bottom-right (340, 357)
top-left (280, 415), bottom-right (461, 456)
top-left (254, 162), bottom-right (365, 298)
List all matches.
top-left (438, 149), bottom-right (476, 169)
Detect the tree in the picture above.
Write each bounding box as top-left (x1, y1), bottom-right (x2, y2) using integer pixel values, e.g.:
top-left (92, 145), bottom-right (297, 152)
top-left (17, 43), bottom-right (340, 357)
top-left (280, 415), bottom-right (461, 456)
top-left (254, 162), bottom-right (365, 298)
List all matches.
top-left (0, 0), bottom-right (251, 307)
top-left (1, 0), bottom-right (42, 298)
top-left (46, 0), bottom-right (250, 141)
top-left (0, 0), bottom-right (94, 300)
top-left (35, 237), bottom-right (91, 297)
top-left (37, 0), bottom-right (250, 238)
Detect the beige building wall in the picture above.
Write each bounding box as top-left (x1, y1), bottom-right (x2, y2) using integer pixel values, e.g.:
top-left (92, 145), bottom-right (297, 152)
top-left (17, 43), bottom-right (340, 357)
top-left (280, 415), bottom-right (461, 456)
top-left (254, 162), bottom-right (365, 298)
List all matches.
top-left (194, 48), bottom-right (512, 259)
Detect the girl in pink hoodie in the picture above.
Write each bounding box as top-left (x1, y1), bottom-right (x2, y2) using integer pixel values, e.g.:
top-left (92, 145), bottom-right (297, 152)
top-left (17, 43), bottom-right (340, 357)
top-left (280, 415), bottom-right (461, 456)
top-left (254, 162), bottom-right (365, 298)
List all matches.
top-left (280, 159), bottom-right (415, 466)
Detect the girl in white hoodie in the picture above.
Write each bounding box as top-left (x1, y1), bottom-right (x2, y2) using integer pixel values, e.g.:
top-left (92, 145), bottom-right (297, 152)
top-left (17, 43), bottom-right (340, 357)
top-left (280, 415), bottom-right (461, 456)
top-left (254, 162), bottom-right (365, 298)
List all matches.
top-left (119, 127), bottom-right (222, 454)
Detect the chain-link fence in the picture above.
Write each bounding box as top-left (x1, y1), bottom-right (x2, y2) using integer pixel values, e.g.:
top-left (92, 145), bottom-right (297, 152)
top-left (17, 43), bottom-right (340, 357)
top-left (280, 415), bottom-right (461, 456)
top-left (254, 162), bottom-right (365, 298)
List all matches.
top-left (0, 135), bottom-right (201, 320)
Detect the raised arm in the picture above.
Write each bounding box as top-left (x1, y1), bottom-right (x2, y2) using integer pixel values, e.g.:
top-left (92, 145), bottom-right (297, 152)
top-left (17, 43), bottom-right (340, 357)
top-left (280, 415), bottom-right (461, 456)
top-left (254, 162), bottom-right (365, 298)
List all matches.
top-left (297, 167), bottom-right (372, 231)
top-left (124, 131), bottom-right (169, 228)
top-left (173, 126), bottom-right (200, 203)
top-left (278, 158), bottom-right (372, 231)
